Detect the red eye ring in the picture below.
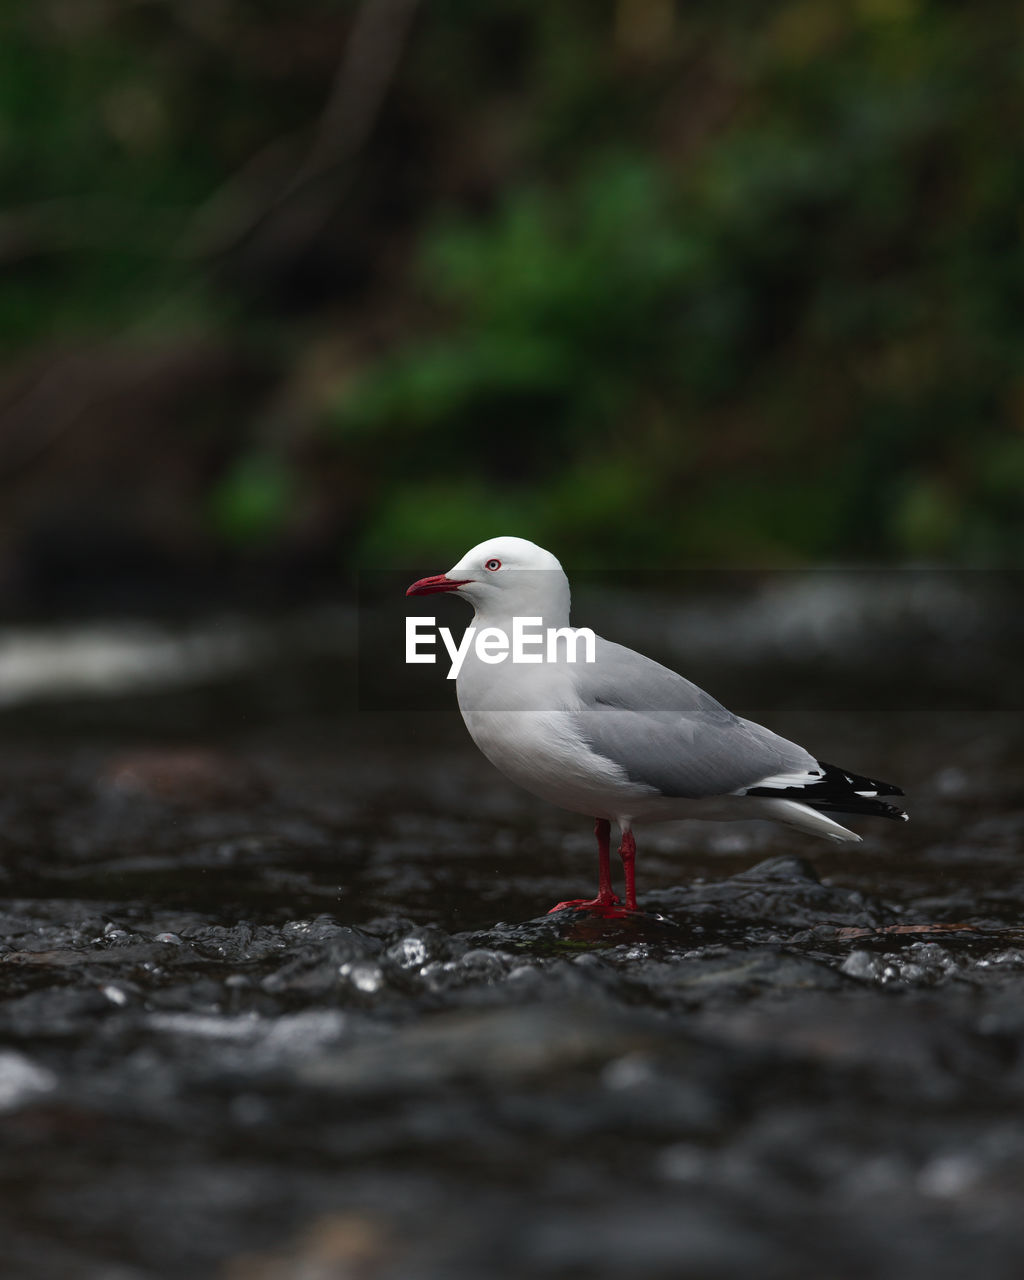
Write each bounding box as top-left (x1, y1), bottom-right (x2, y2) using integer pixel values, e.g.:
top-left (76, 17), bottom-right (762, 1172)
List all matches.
top-left (484, 558), bottom-right (501, 571)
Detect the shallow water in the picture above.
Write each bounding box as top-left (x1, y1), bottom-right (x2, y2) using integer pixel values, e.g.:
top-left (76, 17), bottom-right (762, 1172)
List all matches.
top-left (0, 591), bottom-right (1022, 1280)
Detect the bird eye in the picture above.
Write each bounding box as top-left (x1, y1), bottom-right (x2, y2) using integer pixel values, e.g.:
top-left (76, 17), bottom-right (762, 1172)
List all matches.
top-left (484, 558), bottom-right (501, 571)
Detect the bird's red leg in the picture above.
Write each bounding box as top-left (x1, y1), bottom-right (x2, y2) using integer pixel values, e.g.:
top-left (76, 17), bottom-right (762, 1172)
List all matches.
top-left (594, 818), bottom-right (616, 902)
top-left (547, 818), bottom-right (622, 913)
top-left (619, 829), bottom-right (637, 912)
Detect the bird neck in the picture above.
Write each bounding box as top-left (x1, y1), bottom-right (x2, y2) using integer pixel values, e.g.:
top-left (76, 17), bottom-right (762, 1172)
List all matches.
top-left (474, 578), bottom-right (571, 630)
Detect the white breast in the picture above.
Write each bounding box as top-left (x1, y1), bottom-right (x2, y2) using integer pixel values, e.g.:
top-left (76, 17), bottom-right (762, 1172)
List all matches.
top-left (455, 649), bottom-right (653, 820)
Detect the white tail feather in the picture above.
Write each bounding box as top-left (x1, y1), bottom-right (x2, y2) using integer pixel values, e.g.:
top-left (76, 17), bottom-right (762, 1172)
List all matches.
top-left (754, 798), bottom-right (863, 845)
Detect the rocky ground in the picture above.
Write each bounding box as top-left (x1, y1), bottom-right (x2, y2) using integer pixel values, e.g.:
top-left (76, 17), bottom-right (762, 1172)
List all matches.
top-left (0, 677), bottom-right (1020, 1279)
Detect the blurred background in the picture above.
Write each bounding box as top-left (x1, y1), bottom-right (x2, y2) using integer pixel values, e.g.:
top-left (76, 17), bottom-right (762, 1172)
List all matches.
top-left (2, 0), bottom-right (1022, 625)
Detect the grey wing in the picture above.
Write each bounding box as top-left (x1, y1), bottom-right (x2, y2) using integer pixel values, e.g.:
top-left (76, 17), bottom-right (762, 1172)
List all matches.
top-left (572, 638), bottom-right (818, 799)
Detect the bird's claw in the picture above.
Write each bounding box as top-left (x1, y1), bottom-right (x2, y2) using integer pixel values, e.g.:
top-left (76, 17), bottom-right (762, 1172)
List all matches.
top-left (547, 895), bottom-right (626, 917)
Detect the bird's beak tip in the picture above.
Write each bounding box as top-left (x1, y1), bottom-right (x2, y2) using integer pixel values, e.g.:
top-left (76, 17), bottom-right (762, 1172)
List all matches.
top-left (405, 574), bottom-right (469, 597)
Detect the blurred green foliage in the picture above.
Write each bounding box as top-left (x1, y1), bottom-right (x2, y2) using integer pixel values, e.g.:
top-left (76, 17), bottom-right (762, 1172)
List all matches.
top-left (338, 0), bottom-right (1024, 565)
top-left (2, 0), bottom-right (1023, 579)
top-left (209, 453), bottom-right (294, 547)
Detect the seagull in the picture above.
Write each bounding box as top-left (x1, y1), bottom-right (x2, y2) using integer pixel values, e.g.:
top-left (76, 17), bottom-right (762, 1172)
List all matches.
top-left (406, 536), bottom-right (907, 917)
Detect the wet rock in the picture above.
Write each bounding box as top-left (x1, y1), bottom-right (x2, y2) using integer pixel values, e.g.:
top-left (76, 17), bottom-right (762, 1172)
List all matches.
top-left (0, 1051), bottom-right (58, 1111)
top-left (647, 854), bottom-right (898, 933)
top-left (516, 1202), bottom-right (777, 1277)
top-left (626, 948), bottom-right (847, 1010)
top-left (385, 928), bottom-right (449, 970)
top-left (0, 711), bottom-right (1022, 1280)
top-left (300, 1002), bottom-right (674, 1094)
top-left (260, 925), bottom-right (385, 996)
top-left (697, 992), bottom-right (1015, 1098)
top-left (841, 949), bottom-right (882, 980)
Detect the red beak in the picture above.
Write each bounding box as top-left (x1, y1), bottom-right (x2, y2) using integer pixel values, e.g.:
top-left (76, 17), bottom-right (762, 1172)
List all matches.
top-left (405, 574), bottom-right (471, 597)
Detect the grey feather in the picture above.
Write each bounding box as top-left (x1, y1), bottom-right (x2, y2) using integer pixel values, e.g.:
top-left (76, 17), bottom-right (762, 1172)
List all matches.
top-left (573, 639), bottom-right (816, 798)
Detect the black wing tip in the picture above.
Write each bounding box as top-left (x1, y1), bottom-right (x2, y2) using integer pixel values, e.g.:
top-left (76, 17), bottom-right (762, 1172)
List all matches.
top-left (816, 761), bottom-right (904, 798)
top-left (842, 798), bottom-right (909, 823)
top-left (747, 759), bottom-right (908, 822)
top-left (807, 795), bottom-right (909, 822)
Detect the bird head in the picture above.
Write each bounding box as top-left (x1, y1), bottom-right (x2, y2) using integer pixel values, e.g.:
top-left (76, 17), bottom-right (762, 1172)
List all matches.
top-left (406, 536), bottom-right (570, 622)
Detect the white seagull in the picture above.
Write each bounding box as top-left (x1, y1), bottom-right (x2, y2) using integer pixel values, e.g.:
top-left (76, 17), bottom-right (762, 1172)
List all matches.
top-left (406, 536), bottom-right (907, 917)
